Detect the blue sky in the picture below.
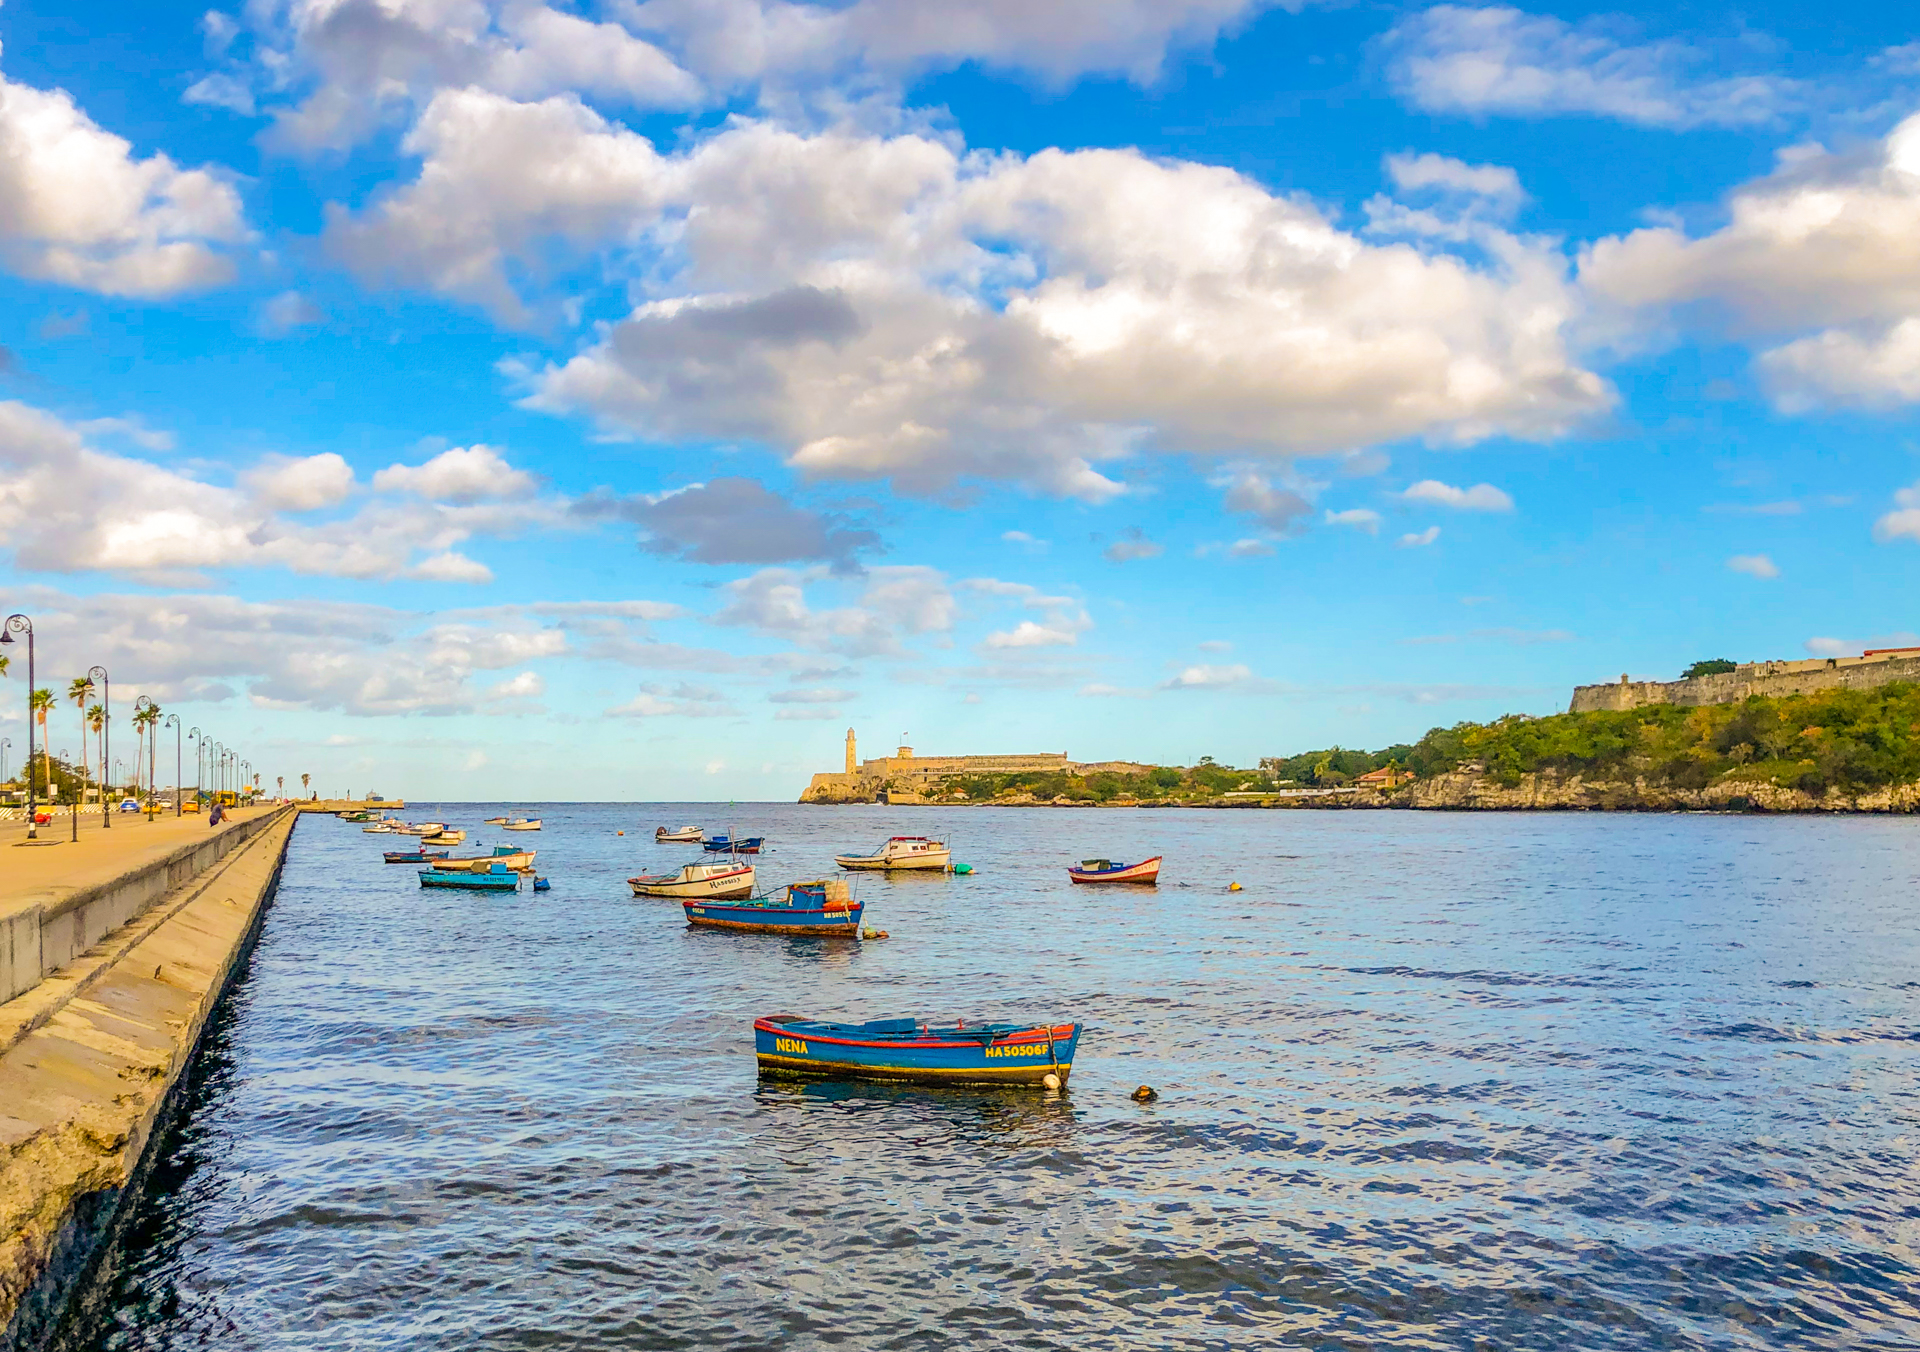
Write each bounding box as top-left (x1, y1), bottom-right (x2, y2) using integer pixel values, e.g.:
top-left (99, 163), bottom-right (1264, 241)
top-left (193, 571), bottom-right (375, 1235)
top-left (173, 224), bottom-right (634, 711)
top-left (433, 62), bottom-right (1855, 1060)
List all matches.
top-left (2, 0), bottom-right (1918, 800)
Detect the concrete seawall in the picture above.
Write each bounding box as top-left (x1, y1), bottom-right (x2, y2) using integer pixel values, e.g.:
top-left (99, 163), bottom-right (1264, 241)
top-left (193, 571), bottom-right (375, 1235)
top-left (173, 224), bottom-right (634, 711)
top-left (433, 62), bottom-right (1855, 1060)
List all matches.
top-left (0, 805), bottom-right (298, 1350)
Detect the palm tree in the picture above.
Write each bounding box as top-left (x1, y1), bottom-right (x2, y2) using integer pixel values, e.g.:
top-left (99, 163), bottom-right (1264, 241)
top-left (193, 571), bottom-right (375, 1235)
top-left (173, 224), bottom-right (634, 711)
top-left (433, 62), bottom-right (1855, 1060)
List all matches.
top-left (132, 704), bottom-right (160, 806)
top-left (28, 688), bottom-right (53, 796)
top-left (301, 773), bottom-right (310, 798)
top-left (68, 678), bottom-right (93, 814)
top-left (87, 704), bottom-right (105, 800)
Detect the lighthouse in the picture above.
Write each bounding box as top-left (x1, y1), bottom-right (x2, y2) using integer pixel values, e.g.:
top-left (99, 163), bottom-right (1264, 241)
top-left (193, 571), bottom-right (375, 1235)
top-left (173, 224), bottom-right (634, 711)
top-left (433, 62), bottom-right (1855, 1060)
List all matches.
top-left (845, 727), bottom-right (856, 775)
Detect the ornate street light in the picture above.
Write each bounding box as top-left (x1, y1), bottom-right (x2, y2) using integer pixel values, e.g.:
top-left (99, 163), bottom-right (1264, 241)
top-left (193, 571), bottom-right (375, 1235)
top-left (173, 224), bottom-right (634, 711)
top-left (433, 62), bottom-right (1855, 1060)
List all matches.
top-left (88, 666), bottom-right (110, 829)
top-left (3, 614), bottom-right (38, 838)
top-left (164, 714), bottom-right (182, 816)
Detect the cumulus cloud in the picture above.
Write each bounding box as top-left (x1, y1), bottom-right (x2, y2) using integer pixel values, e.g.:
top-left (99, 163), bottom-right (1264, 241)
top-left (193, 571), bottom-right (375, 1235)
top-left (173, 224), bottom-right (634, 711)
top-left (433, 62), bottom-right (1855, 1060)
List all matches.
top-left (260, 290), bottom-right (324, 334)
top-left (963, 577), bottom-right (1091, 650)
top-left (1160, 662), bottom-right (1274, 691)
top-left (326, 112), bottom-right (1610, 494)
top-left (371, 444), bottom-right (537, 502)
top-left (0, 402), bottom-right (550, 582)
top-left (1403, 478), bottom-right (1514, 510)
top-left (1873, 483), bottom-right (1920, 543)
top-left (1399, 526), bottom-right (1442, 547)
top-left (1726, 553), bottom-right (1780, 578)
top-left (1582, 114), bottom-right (1920, 409)
top-left (571, 476), bottom-right (879, 572)
top-left (1385, 6), bottom-right (1794, 129)
top-left (1102, 527), bottom-right (1163, 562)
top-left (606, 683), bottom-right (735, 717)
top-left (0, 58), bottom-right (247, 294)
top-left (1324, 507), bottom-right (1382, 533)
top-left (1221, 471), bottom-right (1314, 531)
top-left (715, 564), bottom-right (956, 656)
top-left (1384, 151), bottom-right (1525, 213)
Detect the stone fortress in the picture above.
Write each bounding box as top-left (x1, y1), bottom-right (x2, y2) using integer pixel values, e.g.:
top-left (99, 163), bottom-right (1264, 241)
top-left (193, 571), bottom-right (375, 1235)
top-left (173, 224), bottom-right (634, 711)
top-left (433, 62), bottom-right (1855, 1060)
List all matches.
top-left (801, 729), bottom-right (1153, 804)
top-left (1569, 647), bottom-right (1920, 713)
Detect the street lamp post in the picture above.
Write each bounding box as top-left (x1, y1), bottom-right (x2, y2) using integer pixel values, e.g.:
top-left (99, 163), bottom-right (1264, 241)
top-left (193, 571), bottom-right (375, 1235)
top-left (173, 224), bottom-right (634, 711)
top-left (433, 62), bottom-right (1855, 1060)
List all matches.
top-left (3, 614), bottom-right (37, 839)
top-left (1, 737), bottom-right (9, 787)
top-left (62, 746), bottom-right (75, 842)
top-left (88, 666), bottom-right (110, 830)
top-left (164, 714), bottom-right (182, 816)
top-left (189, 728), bottom-right (204, 812)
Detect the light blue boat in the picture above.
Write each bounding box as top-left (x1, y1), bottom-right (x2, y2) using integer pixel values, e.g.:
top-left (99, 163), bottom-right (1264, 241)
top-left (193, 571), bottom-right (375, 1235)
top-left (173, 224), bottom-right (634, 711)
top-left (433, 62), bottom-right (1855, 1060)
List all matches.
top-left (419, 862), bottom-right (521, 891)
top-left (754, 1015), bottom-right (1081, 1086)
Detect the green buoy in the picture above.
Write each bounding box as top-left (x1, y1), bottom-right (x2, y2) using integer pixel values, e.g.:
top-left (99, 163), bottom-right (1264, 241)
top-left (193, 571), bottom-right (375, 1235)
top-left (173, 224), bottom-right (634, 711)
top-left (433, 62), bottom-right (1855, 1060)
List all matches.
top-left (952, 862), bottom-right (972, 875)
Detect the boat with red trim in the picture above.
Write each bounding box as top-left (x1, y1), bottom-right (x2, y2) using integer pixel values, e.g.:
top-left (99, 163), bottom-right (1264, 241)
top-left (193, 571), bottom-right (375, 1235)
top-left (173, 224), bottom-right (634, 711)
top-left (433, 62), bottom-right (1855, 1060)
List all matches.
top-left (628, 859), bottom-right (756, 899)
top-left (1067, 855), bottom-right (1162, 884)
top-left (684, 879), bottom-right (862, 935)
top-left (754, 1014), bottom-right (1081, 1085)
top-left (383, 848), bottom-right (450, 864)
top-left (834, 836), bottom-right (950, 871)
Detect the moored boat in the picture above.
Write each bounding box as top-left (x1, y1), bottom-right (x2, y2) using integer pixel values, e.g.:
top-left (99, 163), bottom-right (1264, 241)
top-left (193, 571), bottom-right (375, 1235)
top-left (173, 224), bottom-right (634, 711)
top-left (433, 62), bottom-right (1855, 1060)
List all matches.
top-left (362, 822), bottom-right (400, 834)
top-left (834, 836), bottom-right (951, 871)
top-left (628, 860), bottom-right (756, 899)
top-left (1067, 856), bottom-right (1162, 884)
top-left (684, 879), bottom-right (862, 935)
top-left (656, 824), bottom-right (702, 842)
top-left (701, 833), bottom-right (764, 853)
top-left (437, 845), bottom-right (536, 873)
top-left (384, 848), bottom-right (450, 864)
top-left (423, 829), bottom-right (466, 845)
top-left (399, 822), bottom-right (448, 836)
top-left (754, 1015), bottom-right (1080, 1086)
top-left (484, 816), bottom-right (510, 825)
top-left (502, 818), bottom-right (541, 831)
top-left (419, 863), bottom-right (521, 890)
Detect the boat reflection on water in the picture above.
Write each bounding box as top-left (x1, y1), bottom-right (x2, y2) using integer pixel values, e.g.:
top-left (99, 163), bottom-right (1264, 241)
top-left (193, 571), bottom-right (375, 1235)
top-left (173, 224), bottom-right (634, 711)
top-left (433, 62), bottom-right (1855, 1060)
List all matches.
top-left (752, 1076), bottom-right (1082, 1153)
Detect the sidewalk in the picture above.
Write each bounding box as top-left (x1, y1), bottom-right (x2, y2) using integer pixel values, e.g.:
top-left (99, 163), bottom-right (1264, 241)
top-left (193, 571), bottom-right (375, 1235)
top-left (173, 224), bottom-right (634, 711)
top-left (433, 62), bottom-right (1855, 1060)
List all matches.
top-left (0, 806), bottom-right (279, 902)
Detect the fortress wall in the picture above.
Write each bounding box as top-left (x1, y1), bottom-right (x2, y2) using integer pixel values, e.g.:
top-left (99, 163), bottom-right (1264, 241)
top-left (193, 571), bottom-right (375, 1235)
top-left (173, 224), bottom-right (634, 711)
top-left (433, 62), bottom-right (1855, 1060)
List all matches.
top-left (1570, 654), bottom-right (1920, 713)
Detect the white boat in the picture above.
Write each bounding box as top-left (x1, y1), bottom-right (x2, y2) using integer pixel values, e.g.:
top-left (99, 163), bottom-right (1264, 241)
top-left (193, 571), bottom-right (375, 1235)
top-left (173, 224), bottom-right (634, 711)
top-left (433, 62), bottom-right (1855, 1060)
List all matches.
top-left (399, 822), bottom-right (447, 836)
top-left (440, 847), bottom-right (537, 873)
top-left (484, 816), bottom-right (510, 825)
top-left (834, 835), bottom-right (951, 872)
top-left (362, 823), bottom-right (399, 834)
top-left (423, 829), bottom-right (466, 845)
top-left (655, 824), bottom-right (702, 842)
top-left (628, 860), bottom-right (756, 899)
top-left (502, 818), bottom-right (541, 831)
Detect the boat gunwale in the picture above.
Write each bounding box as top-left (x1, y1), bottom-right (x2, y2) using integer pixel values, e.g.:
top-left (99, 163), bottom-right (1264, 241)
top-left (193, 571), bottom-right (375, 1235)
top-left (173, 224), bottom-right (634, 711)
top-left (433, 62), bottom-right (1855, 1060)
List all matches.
top-left (751, 1018), bottom-right (1076, 1051)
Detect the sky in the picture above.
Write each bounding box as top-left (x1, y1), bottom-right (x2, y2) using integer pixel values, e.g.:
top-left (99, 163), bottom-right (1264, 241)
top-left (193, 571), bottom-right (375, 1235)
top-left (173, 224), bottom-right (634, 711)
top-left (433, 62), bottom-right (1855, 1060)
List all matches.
top-left (1, 0), bottom-right (1918, 801)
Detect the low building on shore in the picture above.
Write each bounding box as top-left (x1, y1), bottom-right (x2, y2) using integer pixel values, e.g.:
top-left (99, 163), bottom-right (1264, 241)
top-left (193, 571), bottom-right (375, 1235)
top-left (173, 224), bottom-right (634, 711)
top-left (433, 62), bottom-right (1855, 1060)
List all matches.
top-left (801, 728), bottom-right (1152, 803)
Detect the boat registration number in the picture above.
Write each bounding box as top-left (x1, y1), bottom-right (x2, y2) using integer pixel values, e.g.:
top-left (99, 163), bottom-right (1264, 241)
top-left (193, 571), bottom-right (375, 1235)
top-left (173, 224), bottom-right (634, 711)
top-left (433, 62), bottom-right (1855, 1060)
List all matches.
top-left (984, 1045), bottom-right (1048, 1058)
top-left (774, 1037), bottom-right (809, 1055)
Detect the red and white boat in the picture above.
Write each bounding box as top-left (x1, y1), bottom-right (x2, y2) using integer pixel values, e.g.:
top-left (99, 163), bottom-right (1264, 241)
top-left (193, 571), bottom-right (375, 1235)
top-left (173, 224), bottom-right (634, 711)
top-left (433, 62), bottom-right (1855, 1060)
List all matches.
top-left (628, 860), bottom-right (756, 899)
top-left (1067, 856), bottom-right (1162, 885)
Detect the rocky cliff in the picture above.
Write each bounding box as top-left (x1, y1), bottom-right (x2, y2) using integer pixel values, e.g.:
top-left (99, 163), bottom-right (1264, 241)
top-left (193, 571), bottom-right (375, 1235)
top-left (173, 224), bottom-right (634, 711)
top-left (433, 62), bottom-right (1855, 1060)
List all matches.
top-left (1396, 770), bottom-right (1920, 812)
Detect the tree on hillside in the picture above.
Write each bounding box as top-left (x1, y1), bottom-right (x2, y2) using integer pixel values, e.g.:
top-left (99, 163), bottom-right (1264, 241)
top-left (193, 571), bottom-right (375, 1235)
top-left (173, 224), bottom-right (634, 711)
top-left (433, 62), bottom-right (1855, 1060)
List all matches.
top-left (1683, 659), bottom-right (1737, 679)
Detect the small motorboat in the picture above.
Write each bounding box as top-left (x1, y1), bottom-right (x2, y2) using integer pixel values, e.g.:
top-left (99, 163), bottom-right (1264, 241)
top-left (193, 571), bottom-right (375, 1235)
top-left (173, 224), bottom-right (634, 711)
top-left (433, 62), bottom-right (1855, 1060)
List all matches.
top-left (484, 816), bottom-right (510, 825)
top-left (419, 863), bottom-right (521, 891)
top-left (384, 849), bottom-right (450, 864)
top-left (437, 845), bottom-right (536, 873)
top-left (362, 822), bottom-right (399, 834)
top-left (399, 822), bottom-right (448, 836)
top-left (628, 860), bottom-right (756, 899)
top-left (685, 879), bottom-right (862, 936)
top-left (422, 829), bottom-right (466, 845)
top-left (1067, 856), bottom-right (1162, 885)
top-left (835, 836), bottom-right (950, 871)
top-left (339, 810), bottom-right (371, 822)
top-left (501, 818), bottom-right (541, 832)
top-left (701, 834), bottom-right (764, 853)
top-left (656, 824), bottom-right (703, 842)
top-left (754, 1015), bottom-right (1081, 1086)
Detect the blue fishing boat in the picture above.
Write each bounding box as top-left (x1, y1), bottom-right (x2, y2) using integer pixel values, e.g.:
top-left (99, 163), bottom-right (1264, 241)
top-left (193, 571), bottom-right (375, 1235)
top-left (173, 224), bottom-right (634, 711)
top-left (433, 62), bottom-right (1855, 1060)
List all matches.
top-left (384, 849), bottom-right (450, 864)
top-left (702, 834), bottom-right (765, 854)
top-left (419, 863), bottom-right (521, 891)
top-left (753, 1015), bottom-right (1081, 1086)
top-left (685, 879), bottom-right (862, 935)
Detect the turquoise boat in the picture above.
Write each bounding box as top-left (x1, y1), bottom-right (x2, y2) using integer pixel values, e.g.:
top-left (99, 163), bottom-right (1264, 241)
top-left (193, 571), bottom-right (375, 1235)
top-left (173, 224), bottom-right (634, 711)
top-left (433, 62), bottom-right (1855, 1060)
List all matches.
top-left (419, 863), bottom-right (521, 891)
top-left (754, 1015), bottom-right (1081, 1086)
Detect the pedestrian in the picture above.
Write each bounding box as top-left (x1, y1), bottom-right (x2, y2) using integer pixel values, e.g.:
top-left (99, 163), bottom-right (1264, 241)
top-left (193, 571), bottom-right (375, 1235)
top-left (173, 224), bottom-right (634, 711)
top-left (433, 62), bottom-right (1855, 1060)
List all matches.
top-left (209, 800), bottom-right (225, 827)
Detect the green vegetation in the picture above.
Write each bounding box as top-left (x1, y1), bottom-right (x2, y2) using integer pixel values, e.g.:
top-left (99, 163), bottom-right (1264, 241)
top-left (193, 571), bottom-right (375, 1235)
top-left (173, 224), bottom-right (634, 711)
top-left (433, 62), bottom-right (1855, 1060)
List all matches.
top-left (1682, 658), bottom-right (1738, 679)
top-left (937, 759), bottom-right (1269, 803)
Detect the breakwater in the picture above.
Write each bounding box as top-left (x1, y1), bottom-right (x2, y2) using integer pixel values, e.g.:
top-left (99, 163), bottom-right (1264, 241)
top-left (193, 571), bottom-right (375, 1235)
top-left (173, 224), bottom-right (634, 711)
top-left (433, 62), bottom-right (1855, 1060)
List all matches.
top-left (0, 805), bottom-right (296, 1349)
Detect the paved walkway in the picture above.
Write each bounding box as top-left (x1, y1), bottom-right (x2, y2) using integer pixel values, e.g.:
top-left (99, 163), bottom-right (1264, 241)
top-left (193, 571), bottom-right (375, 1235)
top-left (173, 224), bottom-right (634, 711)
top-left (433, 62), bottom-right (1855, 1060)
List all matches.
top-left (0, 805), bottom-right (280, 899)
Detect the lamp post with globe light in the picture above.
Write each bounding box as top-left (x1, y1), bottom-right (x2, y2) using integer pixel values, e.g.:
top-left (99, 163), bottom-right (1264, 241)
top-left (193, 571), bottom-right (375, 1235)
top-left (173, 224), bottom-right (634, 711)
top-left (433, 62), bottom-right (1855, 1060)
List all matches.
top-left (88, 666), bottom-right (110, 829)
top-left (3, 614), bottom-right (38, 838)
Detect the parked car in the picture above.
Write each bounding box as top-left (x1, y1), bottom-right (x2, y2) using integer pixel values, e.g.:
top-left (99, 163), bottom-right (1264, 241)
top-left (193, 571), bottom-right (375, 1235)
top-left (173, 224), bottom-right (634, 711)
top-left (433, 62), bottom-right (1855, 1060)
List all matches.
top-left (118, 798), bottom-right (140, 812)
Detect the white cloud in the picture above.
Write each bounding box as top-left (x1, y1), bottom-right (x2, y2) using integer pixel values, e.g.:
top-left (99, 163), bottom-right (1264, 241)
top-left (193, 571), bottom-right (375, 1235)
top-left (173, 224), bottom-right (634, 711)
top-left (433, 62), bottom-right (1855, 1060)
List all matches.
top-left (260, 290), bottom-right (324, 334)
top-left (1403, 479), bottom-right (1514, 511)
top-left (1384, 151), bottom-right (1525, 213)
top-left (714, 564), bottom-right (957, 656)
top-left (1873, 482), bottom-right (1920, 543)
top-left (406, 550), bottom-right (495, 583)
top-left (0, 61), bottom-right (246, 295)
top-left (1583, 114), bottom-right (1920, 410)
top-left (1103, 528), bottom-right (1163, 562)
top-left (484, 670), bottom-right (545, 700)
top-left (769, 686), bottom-right (856, 704)
top-left (1221, 471), bottom-right (1313, 531)
top-left (1160, 662), bottom-right (1269, 690)
top-left (1385, 6), bottom-right (1794, 129)
top-left (607, 684), bottom-right (734, 718)
top-left (243, 453), bottom-right (355, 511)
top-left (1324, 507), bottom-right (1382, 533)
top-left (1399, 526), bottom-right (1442, 547)
top-left (963, 576), bottom-right (1091, 650)
top-left (983, 619), bottom-right (1080, 649)
top-left (1197, 640), bottom-right (1232, 652)
top-left (333, 112), bottom-right (1610, 494)
top-left (371, 444), bottom-right (537, 503)
top-left (1726, 553), bottom-right (1780, 579)
top-left (1080, 683), bottom-right (1150, 697)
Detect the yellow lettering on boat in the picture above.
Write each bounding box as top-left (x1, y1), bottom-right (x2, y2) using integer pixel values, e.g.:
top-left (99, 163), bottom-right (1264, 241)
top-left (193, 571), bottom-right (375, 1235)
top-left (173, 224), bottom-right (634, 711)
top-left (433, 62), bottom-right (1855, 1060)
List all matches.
top-left (774, 1037), bottom-right (809, 1055)
top-left (983, 1045), bottom-right (1047, 1058)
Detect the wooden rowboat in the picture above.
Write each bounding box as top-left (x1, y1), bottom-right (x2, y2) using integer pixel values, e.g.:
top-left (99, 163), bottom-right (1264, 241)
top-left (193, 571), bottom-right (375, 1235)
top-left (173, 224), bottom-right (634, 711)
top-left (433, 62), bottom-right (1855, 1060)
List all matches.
top-left (384, 849), bottom-right (450, 864)
top-left (656, 824), bottom-right (702, 842)
top-left (754, 1015), bottom-right (1080, 1086)
top-left (684, 879), bottom-right (862, 935)
top-left (501, 818), bottom-right (541, 831)
top-left (1067, 856), bottom-right (1161, 885)
top-left (834, 836), bottom-right (950, 871)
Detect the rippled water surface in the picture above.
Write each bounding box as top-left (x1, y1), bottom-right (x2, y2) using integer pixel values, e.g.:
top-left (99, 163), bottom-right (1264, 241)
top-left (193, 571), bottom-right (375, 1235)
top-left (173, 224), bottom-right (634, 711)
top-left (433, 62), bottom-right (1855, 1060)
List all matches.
top-left (62, 805), bottom-right (1920, 1350)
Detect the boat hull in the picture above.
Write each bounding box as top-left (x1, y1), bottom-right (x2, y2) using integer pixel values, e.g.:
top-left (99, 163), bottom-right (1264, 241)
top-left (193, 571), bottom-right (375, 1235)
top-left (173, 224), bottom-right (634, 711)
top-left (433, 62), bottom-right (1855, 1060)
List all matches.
top-left (702, 836), bottom-right (763, 853)
top-left (685, 898), bottom-right (863, 935)
top-left (754, 1019), bottom-right (1079, 1086)
top-left (835, 853), bottom-right (949, 871)
top-left (384, 850), bottom-right (449, 864)
top-left (656, 827), bottom-right (702, 842)
top-left (419, 869), bottom-right (519, 890)
top-left (502, 821), bottom-right (541, 831)
top-left (629, 865), bottom-right (756, 899)
top-left (438, 849), bottom-right (536, 872)
top-left (1068, 856), bottom-right (1162, 884)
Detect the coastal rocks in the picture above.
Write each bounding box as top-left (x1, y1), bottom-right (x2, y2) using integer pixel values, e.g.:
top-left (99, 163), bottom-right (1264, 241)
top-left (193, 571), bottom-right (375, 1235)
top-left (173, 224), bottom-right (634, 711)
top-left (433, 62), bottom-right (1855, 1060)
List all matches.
top-left (1399, 770), bottom-right (1920, 813)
